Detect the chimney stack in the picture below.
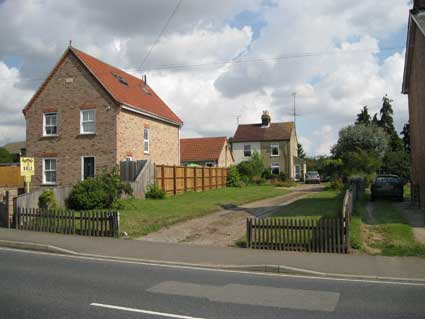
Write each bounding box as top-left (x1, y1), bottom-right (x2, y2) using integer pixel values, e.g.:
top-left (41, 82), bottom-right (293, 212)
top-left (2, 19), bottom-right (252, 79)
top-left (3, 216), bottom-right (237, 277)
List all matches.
top-left (261, 110), bottom-right (271, 127)
top-left (414, 0), bottom-right (425, 11)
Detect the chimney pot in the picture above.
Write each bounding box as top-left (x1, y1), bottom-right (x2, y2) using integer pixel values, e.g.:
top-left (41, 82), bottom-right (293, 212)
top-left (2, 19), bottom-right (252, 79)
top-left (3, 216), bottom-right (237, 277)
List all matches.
top-left (261, 110), bottom-right (271, 127)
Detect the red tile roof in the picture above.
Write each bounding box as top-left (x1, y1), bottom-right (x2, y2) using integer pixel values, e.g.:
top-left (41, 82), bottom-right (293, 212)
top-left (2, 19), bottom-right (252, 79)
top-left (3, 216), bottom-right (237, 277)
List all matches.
top-left (180, 137), bottom-right (227, 162)
top-left (233, 122), bottom-right (294, 142)
top-left (24, 47), bottom-right (183, 125)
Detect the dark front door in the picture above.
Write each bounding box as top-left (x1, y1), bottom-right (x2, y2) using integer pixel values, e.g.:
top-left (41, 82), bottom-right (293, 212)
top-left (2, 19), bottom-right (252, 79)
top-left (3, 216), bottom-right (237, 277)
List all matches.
top-left (83, 157), bottom-right (95, 180)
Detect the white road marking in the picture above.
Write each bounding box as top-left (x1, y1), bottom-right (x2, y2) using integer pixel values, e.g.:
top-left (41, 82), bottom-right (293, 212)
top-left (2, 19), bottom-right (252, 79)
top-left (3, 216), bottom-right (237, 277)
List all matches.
top-left (90, 303), bottom-right (207, 319)
top-left (1, 247), bottom-right (424, 287)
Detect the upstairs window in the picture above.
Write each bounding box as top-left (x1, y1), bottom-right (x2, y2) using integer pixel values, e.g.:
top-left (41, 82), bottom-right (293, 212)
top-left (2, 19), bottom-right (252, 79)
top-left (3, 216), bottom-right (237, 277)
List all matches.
top-left (44, 113), bottom-right (57, 136)
top-left (243, 145), bottom-right (252, 157)
top-left (271, 143), bottom-right (279, 157)
top-left (80, 109), bottom-right (96, 134)
top-left (43, 158), bottom-right (57, 184)
top-left (144, 128), bottom-right (150, 154)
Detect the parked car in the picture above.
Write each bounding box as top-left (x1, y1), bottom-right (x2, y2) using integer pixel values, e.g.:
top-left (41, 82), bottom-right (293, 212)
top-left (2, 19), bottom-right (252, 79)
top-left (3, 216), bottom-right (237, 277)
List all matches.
top-left (305, 171), bottom-right (321, 184)
top-left (371, 175), bottom-right (404, 201)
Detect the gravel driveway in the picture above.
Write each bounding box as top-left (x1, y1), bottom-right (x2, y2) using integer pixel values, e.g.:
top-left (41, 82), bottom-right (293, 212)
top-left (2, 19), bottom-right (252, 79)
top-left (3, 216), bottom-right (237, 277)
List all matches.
top-left (140, 183), bottom-right (324, 247)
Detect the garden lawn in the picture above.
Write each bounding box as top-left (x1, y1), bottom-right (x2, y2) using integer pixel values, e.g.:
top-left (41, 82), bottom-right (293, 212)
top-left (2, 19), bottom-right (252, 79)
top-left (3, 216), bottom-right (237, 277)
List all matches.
top-left (119, 186), bottom-right (291, 238)
top-left (270, 189), bottom-right (343, 219)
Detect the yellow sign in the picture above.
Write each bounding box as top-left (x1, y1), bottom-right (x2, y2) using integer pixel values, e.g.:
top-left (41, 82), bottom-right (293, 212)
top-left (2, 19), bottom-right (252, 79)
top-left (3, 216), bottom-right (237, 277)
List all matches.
top-left (20, 157), bottom-right (35, 177)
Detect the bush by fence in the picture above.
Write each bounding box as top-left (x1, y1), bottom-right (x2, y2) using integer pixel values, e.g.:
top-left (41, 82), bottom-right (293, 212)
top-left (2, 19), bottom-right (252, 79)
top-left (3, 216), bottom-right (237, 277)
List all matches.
top-left (155, 165), bottom-right (228, 195)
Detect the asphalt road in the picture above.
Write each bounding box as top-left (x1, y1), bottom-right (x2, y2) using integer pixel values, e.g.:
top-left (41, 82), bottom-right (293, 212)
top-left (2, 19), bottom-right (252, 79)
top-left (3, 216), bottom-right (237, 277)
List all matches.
top-left (0, 248), bottom-right (424, 319)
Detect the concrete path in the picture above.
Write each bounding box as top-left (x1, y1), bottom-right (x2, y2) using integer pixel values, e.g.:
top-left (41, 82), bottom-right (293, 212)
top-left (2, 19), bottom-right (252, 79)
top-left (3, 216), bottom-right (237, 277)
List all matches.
top-left (2, 227), bottom-right (425, 281)
top-left (141, 183), bottom-right (323, 247)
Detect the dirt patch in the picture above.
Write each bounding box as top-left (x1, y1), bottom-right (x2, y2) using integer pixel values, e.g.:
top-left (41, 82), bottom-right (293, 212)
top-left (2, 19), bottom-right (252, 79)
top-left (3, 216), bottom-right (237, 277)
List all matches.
top-left (139, 184), bottom-right (323, 247)
top-left (360, 223), bottom-right (382, 255)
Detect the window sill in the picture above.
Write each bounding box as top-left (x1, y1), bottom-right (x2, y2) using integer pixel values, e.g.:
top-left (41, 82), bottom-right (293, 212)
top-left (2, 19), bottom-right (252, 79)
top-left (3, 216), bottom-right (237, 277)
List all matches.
top-left (40, 135), bottom-right (59, 138)
top-left (271, 155), bottom-right (280, 157)
top-left (41, 183), bottom-right (57, 186)
top-left (78, 133), bottom-right (96, 136)
top-left (144, 152), bottom-right (150, 155)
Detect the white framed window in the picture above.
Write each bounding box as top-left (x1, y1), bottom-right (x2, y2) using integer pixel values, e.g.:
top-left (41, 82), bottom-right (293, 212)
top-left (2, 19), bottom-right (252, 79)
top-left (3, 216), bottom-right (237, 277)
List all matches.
top-left (126, 156), bottom-right (133, 161)
top-left (81, 156), bottom-right (96, 180)
top-left (243, 144), bottom-right (252, 157)
top-left (271, 143), bottom-right (280, 157)
top-left (80, 109), bottom-right (96, 134)
top-left (43, 158), bottom-right (57, 184)
top-left (43, 113), bottom-right (57, 136)
top-left (144, 128), bottom-right (150, 154)
top-left (271, 162), bottom-right (280, 175)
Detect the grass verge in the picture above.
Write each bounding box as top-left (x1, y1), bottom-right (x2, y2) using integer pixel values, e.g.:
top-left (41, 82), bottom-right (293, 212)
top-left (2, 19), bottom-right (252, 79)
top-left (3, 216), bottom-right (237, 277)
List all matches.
top-left (354, 192), bottom-right (425, 257)
top-left (119, 186), bottom-right (291, 238)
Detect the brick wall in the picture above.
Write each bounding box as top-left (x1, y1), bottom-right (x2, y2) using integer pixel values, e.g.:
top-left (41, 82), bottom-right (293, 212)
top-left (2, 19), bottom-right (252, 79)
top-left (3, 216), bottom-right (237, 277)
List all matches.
top-left (260, 141), bottom-right (291, 177)
top-left (116, 108), bottom-right (180, 166)
top-left (25, 52), bottom-right (118, 187)
top-left (408, 26), bottom-right (425, 207)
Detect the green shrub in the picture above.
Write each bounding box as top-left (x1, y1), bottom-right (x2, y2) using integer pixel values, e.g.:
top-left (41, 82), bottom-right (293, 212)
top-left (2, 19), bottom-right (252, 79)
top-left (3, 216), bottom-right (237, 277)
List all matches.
top-left (66, 168), bottom-right (132, 210)
top-left (227, 166), bottom-right (241, 187)
top-left (237, 151), bottom-right (265, 182)
top-left (328, 176), bottom-right (344, 191)
top-left (261, 169), bottom-right (272, 180)
top-left (252, 176), bottom-right (266, 185)
top-left (278, 172), bottom-right (287, 181)
top-left (273, 180), bottom-right (297, 188)
top-left (145, 183), bottom-right (166, 199)
top-left (38, 189), bottom-right (58, 210)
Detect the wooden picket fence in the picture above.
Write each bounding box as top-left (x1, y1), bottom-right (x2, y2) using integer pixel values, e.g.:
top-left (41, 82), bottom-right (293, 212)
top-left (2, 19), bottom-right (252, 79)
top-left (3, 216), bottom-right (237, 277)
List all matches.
top-left (156, 165), bottom-right (228, 195)
top-left (246, 217), bottom-right (349, 253)
top-left (15, 208), bottom-right (119, 238)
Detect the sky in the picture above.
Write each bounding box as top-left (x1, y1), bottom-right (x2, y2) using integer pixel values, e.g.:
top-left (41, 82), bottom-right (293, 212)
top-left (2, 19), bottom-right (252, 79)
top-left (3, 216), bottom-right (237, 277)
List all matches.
top-left (0, 0), bottom-right (412, 156)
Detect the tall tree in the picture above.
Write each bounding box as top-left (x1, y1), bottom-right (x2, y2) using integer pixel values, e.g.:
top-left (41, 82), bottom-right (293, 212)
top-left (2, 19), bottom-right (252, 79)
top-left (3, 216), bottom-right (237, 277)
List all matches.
top-left (355, 106), bottom-right (371, 126)
top-left (379, 95), bottom-right (396, 135)
top-left (372, 113), bottom-right (380, 126)
top-left (0, 147), bottom-right (14, 163)
top-left (401, 122), bottom-right (410, 153)
top-left (297, 143), bottom-right (306, 159)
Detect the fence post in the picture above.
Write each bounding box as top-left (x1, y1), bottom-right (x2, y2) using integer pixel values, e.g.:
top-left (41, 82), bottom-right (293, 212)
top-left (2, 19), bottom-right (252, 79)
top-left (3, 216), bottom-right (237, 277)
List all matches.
top-left (246, 218), bottom-right (252, 248)
top-left (184, 167), bottom-right (187, 192)
top-left (173, 166), bottom-right (177, 195)
top-left (161, 165), bottom-right (165, 191)
top-left (202, 167), bottom-right (205, 191)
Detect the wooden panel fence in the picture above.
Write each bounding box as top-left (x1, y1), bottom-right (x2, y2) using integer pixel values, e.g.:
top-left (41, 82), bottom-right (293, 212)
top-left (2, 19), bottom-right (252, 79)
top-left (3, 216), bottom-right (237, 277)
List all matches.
top-left (0, 165), bottom-right (24, 187)
top-left (15, 208), bottom-right (119, 238)
top-left (155, 165), bottom-right (228, 195)
top-left (246, 217), bottom-right (349, 253)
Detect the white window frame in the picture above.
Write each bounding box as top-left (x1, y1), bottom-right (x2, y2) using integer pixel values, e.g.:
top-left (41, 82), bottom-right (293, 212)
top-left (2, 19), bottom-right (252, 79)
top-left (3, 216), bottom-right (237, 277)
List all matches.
top-left (80, 109), bottom-right (96, 134)
top-left (43, 112), bottom-right (58, 136)
top-left (126, 155), bottom-right (133, 161)
top-left (243, 144), bottom-right (252, 158)
top-left (271, 162), bottom-right (280, 175)
top-left (270, 143), bottom-right (280, 157)
top-left (81, 156), bottom-right (96, 181)
top-left (144, 128), bottom-right (150, 154)
top-left (42, 158), bottom-right (57, 185)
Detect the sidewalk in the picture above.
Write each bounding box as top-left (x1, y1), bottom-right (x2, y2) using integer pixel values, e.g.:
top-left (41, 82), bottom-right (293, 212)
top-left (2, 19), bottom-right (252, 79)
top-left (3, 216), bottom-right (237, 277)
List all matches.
top-left (1, 228), bottom-right (425, 281)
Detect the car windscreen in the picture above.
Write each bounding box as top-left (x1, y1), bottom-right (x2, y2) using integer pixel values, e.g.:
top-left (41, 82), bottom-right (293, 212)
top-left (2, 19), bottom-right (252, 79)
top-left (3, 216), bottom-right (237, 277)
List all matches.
top-left (375, 177), bottom-right (400, 184)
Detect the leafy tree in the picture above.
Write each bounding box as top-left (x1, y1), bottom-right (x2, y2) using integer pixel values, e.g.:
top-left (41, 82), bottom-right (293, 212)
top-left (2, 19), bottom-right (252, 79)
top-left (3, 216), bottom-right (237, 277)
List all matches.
top-left (0, 147), bottom-right (14, 163)
top-left (382, 150), bottom-right (410, 183)
top-left (297, 143), bottom-right (306, 159)
top-left (332, 124), bottom-right (388, 159)
top-left (355, 106), bottom-right (371, 126)
top-left (401, 122), bottom-right (410, 153)
top-left (379, 95), bottom-right (396, 135)
top-left (372, 113), bottom-right (380, 126)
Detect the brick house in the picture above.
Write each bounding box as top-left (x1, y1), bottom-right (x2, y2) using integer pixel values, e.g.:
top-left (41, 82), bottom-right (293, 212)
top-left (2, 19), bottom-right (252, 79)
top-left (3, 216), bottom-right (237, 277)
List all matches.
top-left (232, 111), bottom-right (305, 180)
top-left (402, 0), bottom-right (425, 207)
top-left (23, 46), bottom-right (183, 188)
top-left (180, 137), bottom-right (234, 167)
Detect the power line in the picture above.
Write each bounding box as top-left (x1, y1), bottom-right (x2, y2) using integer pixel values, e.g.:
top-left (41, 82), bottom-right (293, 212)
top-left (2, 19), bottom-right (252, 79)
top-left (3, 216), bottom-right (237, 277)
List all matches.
top-left (138, 0), bottom-right (183, 70)
top-left (0, 45), bottom-right (408, 83)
